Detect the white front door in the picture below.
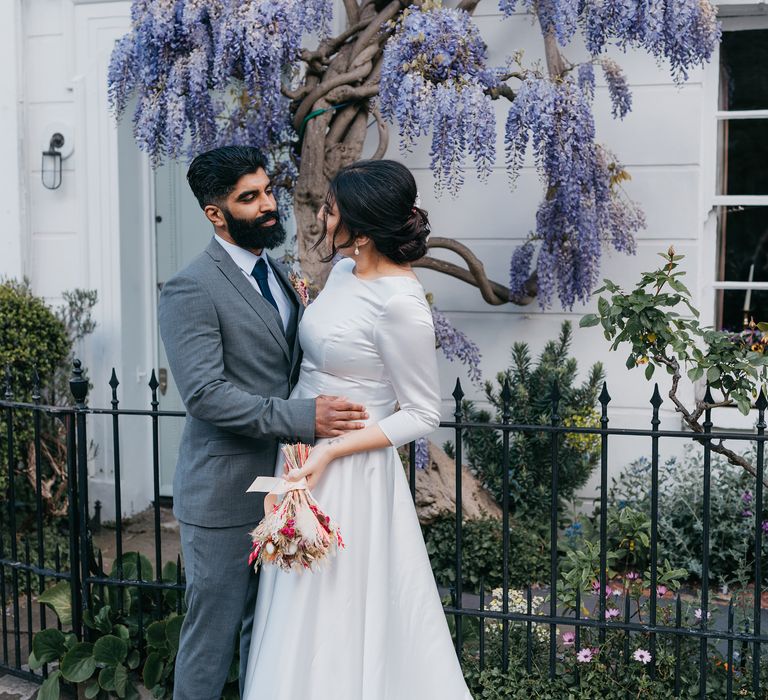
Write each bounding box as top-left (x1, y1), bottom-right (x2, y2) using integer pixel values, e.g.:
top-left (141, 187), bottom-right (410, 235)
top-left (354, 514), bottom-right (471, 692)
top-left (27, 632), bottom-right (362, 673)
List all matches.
top-left (154, 161), bottom-right (214, 496)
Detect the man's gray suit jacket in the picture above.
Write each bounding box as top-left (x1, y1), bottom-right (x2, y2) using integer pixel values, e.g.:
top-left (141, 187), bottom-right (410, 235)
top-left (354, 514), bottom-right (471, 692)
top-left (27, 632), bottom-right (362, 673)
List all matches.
top-left (158, 238), bottom-right (315, 528)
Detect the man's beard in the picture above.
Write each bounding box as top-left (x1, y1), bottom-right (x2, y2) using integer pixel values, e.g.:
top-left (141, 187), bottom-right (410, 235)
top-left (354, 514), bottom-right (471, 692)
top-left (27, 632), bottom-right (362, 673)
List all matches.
top-left (223, 208), bottom-right (286, 250)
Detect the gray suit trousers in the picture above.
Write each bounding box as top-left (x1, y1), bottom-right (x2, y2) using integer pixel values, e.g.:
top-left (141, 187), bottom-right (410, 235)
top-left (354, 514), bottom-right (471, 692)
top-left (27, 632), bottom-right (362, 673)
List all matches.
top-left (173, 521), bottom-right (259, 700)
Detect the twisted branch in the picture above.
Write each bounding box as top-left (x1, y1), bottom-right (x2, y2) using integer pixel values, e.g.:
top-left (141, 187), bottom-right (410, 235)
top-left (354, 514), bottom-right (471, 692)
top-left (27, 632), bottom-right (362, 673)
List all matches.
top-left (370, 104), bottom-right (389, 160)
top-left (293, 58), bottom-right (376, 131)
top-left (655, 352), bottom-right (768, 487)
top-left (413, 237), bottom-right (536, 305)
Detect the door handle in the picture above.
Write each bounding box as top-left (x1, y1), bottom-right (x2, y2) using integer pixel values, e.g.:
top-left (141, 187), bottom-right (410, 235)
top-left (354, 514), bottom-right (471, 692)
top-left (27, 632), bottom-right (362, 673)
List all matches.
top-left (158, 368), bottom-right (168, 396)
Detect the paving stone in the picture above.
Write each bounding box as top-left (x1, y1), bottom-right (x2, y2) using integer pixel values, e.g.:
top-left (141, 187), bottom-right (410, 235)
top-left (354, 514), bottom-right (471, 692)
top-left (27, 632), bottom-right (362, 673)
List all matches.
top-left (0, 674), bottom-right (39, 700)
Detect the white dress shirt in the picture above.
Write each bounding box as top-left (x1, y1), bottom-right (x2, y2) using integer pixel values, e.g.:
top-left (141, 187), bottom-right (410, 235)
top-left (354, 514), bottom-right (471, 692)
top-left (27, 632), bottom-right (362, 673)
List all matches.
top-left (214, 234), bottom-right (292, 332)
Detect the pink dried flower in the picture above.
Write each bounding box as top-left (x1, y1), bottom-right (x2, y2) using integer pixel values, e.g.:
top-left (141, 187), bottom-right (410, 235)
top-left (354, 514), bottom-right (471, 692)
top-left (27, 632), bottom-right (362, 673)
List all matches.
top-left (656, 585), bottom-right (668, 597)
top-left (605, 608), bottom-right (620, 619)
top-left (625, 571), bottom-right (640, 581)
top-left (561, 631), bottom-right (575, 646)
top-left (576, 648), bottom-right (595, 663)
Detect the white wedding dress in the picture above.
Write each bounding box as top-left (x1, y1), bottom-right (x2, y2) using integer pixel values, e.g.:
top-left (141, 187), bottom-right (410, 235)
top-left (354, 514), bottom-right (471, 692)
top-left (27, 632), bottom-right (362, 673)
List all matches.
top-left (242, 257), bottom-right (473, 699)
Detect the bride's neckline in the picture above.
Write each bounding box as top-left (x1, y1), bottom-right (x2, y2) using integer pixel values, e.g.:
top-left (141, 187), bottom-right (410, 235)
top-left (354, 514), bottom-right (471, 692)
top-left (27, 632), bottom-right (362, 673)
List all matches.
top-left (351, 266), bottom-right (420, 284)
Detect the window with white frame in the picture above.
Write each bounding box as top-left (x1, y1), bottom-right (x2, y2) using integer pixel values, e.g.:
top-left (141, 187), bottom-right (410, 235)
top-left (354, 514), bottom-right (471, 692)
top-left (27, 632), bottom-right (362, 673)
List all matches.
top-left (714, 27), bottom-right (768, 331)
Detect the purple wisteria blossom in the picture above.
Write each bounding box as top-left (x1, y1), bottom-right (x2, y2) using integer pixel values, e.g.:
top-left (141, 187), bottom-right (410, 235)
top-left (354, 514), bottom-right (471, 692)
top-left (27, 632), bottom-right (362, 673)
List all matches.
top-left (380, 5), bottom-right (496, 194)
top-left (505, 76), bottom-right (643, 308)
top-left (501, 0), bottom-right (720, 81)
top-left (431, 306), bottom-right (482, 384)
top-left (415, 437), bottom-right (431, 470)
top-left (509, 241), bottom-right (535, 300)
top-left (601, 59), bottom-right (632, 119)
top-left (109, 0), bottom-right (331, 170)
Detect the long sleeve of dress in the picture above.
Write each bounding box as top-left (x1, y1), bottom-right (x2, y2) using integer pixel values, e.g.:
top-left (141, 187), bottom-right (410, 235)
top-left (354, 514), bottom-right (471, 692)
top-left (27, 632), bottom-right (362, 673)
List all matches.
top-left (373, 292), bottom-right (442, 447)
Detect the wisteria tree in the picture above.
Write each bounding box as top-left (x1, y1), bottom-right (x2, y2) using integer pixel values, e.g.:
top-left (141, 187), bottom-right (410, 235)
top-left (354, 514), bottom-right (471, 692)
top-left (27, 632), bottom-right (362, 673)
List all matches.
top-left (109, 0), bottom-right (719, 313)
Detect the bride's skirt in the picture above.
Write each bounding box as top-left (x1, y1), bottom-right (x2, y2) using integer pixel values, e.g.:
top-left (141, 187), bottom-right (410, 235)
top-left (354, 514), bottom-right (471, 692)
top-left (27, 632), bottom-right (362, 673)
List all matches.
top-left (242, 443), bottom-right (473, 700)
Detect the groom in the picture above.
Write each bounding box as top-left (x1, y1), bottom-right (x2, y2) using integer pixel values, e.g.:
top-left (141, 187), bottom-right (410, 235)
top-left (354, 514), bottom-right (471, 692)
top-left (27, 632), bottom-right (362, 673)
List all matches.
top-left (159, 146), bottom-right (368, 700)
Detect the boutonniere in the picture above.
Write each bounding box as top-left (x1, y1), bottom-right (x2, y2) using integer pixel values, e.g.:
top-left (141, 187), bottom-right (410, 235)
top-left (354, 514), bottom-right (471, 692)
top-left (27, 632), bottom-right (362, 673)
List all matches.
top-left (288, 272), bottom-right (310, 307)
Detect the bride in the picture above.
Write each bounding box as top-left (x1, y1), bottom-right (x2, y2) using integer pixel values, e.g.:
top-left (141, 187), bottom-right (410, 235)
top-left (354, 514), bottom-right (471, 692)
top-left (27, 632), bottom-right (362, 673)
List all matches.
top-left (242, 159), bottom-right (473, 699)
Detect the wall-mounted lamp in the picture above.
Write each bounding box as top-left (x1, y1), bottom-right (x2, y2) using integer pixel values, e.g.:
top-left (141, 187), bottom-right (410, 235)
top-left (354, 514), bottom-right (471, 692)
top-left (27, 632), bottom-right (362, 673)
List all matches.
top-left (42, 133), bottom-right (65, 190)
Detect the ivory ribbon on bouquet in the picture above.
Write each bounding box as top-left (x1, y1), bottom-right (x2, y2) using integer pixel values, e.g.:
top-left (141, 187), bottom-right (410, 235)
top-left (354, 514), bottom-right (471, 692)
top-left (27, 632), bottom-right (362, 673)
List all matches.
top-left (246, 474), bottom-right (309, 513)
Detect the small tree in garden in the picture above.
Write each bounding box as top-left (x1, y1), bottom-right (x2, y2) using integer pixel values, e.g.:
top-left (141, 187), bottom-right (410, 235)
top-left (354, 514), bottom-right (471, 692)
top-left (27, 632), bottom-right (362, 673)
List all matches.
top-left (463, 321), bottom-right (604, 515)
top-left (0, 281), bottom-right (97, 521)
top-left (108, 0), bottom-right (720, 309)
top-left (581, 247), bottom-right (768, 483)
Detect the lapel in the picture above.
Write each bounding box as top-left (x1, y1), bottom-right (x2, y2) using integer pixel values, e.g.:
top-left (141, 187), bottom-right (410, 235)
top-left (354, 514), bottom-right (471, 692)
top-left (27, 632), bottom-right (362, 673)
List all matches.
top-left (268, 254), bottom-right (305, 373)
top-left (205, 239), bottom-right (290, 360)
top-left (268, 255), bottom-right (302, 313)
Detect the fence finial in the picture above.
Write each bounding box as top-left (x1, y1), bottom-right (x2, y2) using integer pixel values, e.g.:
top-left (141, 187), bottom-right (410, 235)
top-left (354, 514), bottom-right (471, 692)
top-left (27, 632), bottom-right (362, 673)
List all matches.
top-left (32, 367), bottom-right (41, 403)
top-left (452, 378), bottom-right (464, 405)
top-left (109, 368), bottom-right (120, 407)
top-left (69, 358), bottom-right (89, 407)
top-left (650, 382), bottom-right (663, 409)
top-left (756, 387), bottom-right (768, 412)
top-left (598, 381), bottom-right (611, 406)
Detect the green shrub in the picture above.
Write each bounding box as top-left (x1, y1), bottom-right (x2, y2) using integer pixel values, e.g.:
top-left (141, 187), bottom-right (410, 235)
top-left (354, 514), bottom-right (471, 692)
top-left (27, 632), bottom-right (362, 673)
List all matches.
top-left (423, 513), bottom-right (549, 591)
top-left (462, 321), bottom-right (604, 520)
top-left (0, 281), bottom-right (96, 527)
top-left (608, 446), bottom-right (768, 587)
top-left (30, 552), bottom-right (238, 700)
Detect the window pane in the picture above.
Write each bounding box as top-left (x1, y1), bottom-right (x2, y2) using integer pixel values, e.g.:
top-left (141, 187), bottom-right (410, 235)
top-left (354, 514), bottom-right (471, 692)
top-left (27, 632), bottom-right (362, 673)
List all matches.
top-left (717, 206), bottom-right (768, 330)
top-left (720, 29), bottom-right (768, 111)
top-left (718, 119), bottom-right (768, 195)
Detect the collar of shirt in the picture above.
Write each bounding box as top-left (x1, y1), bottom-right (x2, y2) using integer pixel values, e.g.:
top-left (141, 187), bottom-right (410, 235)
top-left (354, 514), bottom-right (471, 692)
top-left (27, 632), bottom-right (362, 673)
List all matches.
top-left (214, 233), bottom-right (270, 276)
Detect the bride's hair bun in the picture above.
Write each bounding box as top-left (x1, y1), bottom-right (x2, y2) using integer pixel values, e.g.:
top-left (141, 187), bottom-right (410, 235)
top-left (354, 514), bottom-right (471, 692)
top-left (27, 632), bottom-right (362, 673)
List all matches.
top-left (316, 159), bottom-right (431, 264)
top-left (390, 207), bottom-right (429, 264)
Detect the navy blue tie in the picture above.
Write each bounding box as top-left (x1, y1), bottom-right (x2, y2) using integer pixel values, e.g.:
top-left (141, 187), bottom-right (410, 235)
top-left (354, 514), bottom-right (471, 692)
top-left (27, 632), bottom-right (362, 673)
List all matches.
top-left (251, 258), bottom-right (279, 313)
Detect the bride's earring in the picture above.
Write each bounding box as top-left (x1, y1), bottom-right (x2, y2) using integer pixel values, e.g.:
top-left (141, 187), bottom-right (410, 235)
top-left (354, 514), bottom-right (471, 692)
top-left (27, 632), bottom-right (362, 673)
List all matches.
top-left (354, 244), bottom-right (360, 256)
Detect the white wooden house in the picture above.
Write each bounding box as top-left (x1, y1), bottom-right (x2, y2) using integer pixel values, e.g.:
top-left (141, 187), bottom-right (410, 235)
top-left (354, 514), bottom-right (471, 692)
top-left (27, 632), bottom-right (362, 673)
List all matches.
top-left (1, 0), bottom-right (767, 517)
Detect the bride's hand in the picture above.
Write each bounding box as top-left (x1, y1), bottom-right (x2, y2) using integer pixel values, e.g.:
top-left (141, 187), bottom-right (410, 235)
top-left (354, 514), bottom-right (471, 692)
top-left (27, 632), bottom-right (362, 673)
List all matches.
top-left (285, 443), bottom-right (335, 490)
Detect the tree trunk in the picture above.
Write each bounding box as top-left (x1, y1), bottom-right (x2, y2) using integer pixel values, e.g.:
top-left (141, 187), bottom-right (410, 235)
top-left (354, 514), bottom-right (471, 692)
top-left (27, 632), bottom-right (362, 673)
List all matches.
top-left (409, 442), bottom-right (502, 525)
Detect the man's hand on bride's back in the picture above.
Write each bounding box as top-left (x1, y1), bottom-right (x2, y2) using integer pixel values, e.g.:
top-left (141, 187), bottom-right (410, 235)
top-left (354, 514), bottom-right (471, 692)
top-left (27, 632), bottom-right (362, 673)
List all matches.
top-left (314, 395), bottom-right (368, 437)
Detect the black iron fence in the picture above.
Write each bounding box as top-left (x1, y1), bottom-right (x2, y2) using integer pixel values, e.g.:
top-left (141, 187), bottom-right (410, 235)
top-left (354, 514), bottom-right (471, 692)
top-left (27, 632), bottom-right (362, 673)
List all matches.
top-left (1, 360), bottom-right (767, 698)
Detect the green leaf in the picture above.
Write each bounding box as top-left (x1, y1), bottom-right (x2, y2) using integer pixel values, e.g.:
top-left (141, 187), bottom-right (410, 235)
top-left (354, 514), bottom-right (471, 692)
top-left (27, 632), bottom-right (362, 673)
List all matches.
top-left (165, 615), bottom-right (184, 654)
top-left (93, 635), bottom-right (128, 666)
top-left (112, 552), bottom-right (154, 582)
top-left (85, 605), bottom-right (113, 635)
top-left (28, 651), bottom-right (43, 672)
top-left (85, 680), bottom-right (101, 699)
top-left (31, 628), bottom-right (67, 666)
top-left (645, 363), bottom-right (655, 380)
top-left (37, 670), bottom-right (62, 700)
top-left (161, 561), bottom-right (178, 583)
top-left (114, 624), bottom-right (130, 643)
top-left (626, 355), bottom-right (636, 369)
top-left (114, 663), bottom-right (129, 698)
top-left (99, 666), bottom-right (117, 692)
top-left (146, 621), bottom-right (168, 650)
top-left (706, 366), bottom-right (721, 383)
top-left (143, 652), bottom-right (164, 690)
top-left (38, 581), bottom-right (73, 628)
top-left (580, 314), bottom-right (600, 328)
top-left (60, 642), bottom-right (96, 683)
top-left (126, 648), bottom-right (141, 671)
